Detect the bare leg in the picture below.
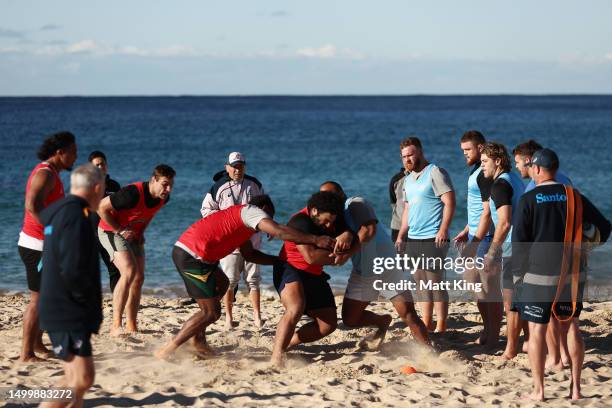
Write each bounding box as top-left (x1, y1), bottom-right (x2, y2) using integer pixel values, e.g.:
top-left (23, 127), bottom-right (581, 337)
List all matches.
top-left (391, 295), bottom-right (430, 345)
top-left (525, 322), bottom-right (547, 401)
top-left (342, 297), bottom-right (392, 350)
top-left (110, 250), bottom-right (138, 336)
top-left (486, 301), bottom-right (503, 350)
top-left (502, 288), bottom-right (522, 360)
top-left (20, 290), bottom-right (47, 362)
top-left (155, 298), bottom-right (221, 359)
top-left (564, 319), bottom-right (583, 400)
top-left (125, 255), bottom-right (145, 333)
top-left (288, 307), bottom-right (337, 348)
top-left (427, 269), bottom-right (448, 333)
top-left (223, 288), bottom-right (235, 330)
top-left (413, 269), bottom-right (435, 331)
top-left (40, 354), bottom-right (95, 408)
top-left (249, 289), bottom-right (262, 328)
top-left (545, 319), bottom-right (564, 370)
top-left (271, 281), bottom-right (305, 367)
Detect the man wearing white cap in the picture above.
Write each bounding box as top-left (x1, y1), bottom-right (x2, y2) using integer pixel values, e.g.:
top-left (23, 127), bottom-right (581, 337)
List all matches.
top-left (201, 152), bottom-right (266, 329)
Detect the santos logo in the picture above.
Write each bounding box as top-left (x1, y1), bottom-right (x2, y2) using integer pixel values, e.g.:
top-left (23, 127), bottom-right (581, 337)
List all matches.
top-left (536, 193), bottom-right (567, 204)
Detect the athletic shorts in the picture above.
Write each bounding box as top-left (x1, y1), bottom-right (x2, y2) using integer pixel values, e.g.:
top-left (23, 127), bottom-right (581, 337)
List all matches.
top-left (405, 237), bottom-right (449, 273)
top-left (514, 302), bottom-right (583, 324)
top-left (273, 261), bottom-right (336, 313)
top-left (98, 228), bottom-right (144, 262)
top-left (501, 257), bottom-right (513, 290)
top-left (18, 246), bottom-right (42, 292)
top-left (344, 271), bottom-right (413, 303)
top-left (220, 252), bottom-right (260, 291)
top-left (467, 234), bottom-right (492, 260)
top-left (172, 246), bottom-right (220, 299)
top-left (48, 331), bottom-right (93, 361)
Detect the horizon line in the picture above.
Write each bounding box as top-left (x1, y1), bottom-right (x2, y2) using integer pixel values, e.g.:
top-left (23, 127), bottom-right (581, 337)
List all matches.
top-left (1, 93), bottom-right (612, 98)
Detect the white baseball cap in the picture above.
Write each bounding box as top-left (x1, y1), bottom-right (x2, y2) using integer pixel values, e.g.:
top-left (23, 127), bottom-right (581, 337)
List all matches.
top-left (227, 152), bottom-right (246, 166)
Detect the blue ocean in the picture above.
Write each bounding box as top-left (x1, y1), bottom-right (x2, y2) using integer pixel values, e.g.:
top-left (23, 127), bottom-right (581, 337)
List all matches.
top-left (1, 96), bottom-right (610, 294)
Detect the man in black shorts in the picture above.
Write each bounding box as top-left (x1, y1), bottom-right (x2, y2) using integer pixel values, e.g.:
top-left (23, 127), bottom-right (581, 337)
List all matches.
top-left (38, 164), bottom-right (105, 408)
top-left (88, 150), bottom-right (121, 291)
top-left (271, 191), bottom-right (353, 367)
top-left (511, 149), bottom-right (610, 401)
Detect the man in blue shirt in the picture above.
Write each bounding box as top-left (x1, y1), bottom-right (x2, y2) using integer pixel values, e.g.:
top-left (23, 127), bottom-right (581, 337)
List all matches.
top-left (395, 137), bottom-right (456, 333)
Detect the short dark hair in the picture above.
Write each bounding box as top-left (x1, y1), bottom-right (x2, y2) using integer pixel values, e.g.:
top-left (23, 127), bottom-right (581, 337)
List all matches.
top-left (88, 150), bottom-right (107, 163)
top-left (512, 139), bottom-right (543, 157)
top-left (307, 191), bottom-right (343, 215)
top-left (249, 194), bottom-right (275, 217)
top-left (482, 142), bottom-right (512, 173)
top-left (37, 131), bottom-right (76, 161)
top-left (152, 164), bottom-right (176, 179)
top-left (460, 130), bottom-right (486, 145)
top-left (320, 180), bottom-right (347, 202)
top-left (400, 136), bottom-right (422, 150)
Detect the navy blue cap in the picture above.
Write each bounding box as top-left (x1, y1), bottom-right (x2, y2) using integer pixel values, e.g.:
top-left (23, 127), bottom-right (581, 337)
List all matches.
top-left (529, 148), bottom-right (559, 170)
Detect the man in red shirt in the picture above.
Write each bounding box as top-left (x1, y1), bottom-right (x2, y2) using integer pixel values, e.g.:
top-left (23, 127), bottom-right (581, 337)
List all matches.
top-left (18, 131), bottom-right (77, 362)
top-left (155, 195), bottom-right (334, 359)
top-left (98, 164), bottom-right (175, 336)
top-left (271, 191), bottom-right (353, 367)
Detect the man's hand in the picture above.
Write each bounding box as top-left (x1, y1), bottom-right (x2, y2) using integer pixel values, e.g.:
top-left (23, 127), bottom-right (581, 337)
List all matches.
top-left (334, 231), bottom-right (353, 253)
top-left (394, 238), bottom-right (405, 253)
top-left (331, 252), bottom-right (351, 266)
top-left (315, 236), bottom-right (335, 251)
top-left (118, 228), bottom-right (136, 242)
top-left (453, 229), bottom-right (469, 244)
top-left (435, 228), bottom-right (449, 249)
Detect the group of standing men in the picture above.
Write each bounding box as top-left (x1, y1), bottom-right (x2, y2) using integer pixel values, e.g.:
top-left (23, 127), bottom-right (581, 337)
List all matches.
top-left (16, 129), bottom-right (611, 405)
top-left (389, 131), bottom-right (610, 400)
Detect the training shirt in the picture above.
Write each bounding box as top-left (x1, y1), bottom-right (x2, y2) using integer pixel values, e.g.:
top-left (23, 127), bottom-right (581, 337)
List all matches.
top-left (389, 168), bottom-right (408, 231)
top-left (403, 163), bottom-right (454, 239)
top-left (38, 195), bottom-right (102, 333)
top-left (512, 183), bottom-right (611, 302)
top-left (489, 171), bottom-right (525, 257)
top-left (467, 163), bottom-right (494, 236)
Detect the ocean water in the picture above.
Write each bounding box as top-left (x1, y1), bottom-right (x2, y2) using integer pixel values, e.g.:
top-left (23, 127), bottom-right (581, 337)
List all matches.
top-left (1, 96), bottom-right (611, 294)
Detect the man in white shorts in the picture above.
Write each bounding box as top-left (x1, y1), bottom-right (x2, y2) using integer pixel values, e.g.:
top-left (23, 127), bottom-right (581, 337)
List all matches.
top-left (201, 152), bottom-right (265, 329)
top-left (320, 182), bottom-right (430, 348)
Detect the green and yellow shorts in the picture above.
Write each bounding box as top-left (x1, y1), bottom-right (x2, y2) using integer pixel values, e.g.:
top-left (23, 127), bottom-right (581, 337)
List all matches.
top-left (172, 245), bottom-right (220, 299)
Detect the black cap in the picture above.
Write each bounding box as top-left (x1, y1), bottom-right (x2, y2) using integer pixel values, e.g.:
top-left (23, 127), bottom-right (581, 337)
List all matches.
top-left (528, 148), bottom-right (559, 170)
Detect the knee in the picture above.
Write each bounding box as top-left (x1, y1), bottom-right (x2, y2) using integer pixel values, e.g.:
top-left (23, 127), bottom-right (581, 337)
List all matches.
top-left (131, 273), bottom-right (145, 288)
top-left (73, 369), bottom-right (95, 391)
top-left (284, 306), bottom-right (304, 325)
top-left (319, 319), bottom-right (337, 336)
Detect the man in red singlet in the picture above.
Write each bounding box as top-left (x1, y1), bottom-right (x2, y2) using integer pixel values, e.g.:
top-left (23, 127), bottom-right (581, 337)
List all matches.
top-left (98, 164), bottom-right (175, 336)
top-left (154, 195), bottom-right (335, 360)
top-left (18, 131), bottom-right (77, 362)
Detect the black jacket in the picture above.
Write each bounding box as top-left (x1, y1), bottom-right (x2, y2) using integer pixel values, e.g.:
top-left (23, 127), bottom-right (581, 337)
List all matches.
top-left (38, 195), bottom-right (102, 333)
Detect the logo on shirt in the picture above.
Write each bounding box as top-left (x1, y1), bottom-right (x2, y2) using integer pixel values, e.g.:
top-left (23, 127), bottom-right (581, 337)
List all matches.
top-left (44, 225), bottom-right (53, 235)
top-left (535, 193), bottom-right (567, 204)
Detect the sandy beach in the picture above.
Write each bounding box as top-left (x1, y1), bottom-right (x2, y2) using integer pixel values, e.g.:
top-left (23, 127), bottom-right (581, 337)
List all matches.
top-left (1, 292), bottom-right (610, 407)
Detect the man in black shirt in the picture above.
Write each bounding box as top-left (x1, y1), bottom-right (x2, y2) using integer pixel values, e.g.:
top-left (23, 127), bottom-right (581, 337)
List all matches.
top-left (512, 149), bottom-right (610, 401)
top-left (38, 164), bottom-right (105, 408)
top-left (88, 151), bottom-right (122, 290)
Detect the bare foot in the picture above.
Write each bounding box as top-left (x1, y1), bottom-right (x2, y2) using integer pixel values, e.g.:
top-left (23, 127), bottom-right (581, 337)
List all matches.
top-left (521, 391), bottom-right (544, 401)
top-left (18, 354), bottom-right (46, 363)
top-left (545, 358), bottom-right (564, 371)
top-left (475, 332), bottom-right (487, 345)
top-left (125, 321), bottom-right (138, 333)
top-left (568, 382), bottom-right (581, 400)
top-left (358, 316), bottom-right (392, 351)
top-left (154, 344), bottom-right (175, 361)
top-left (254, 318), bottom-right (264, 330)
top-left (110, 325), bottom-right (126, 337)
top-left (501, 349), bottom-right (517, 360)
top-left (192, 341), bottom-right (216, 356)
top-left (270, 354), bottom-right (285, 369)
top-left (224, 320), bottom-right (238, 331)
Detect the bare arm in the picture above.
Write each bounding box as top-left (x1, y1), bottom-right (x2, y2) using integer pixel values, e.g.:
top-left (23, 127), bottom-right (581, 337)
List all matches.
top-left (239, 240), bottom-right (278, 265)
top-left (296, 244), bottom-right (336, 266)
top-left (395, 201), bottom-right (409, 251)
top-left (473, 200), bottom-right (493, 241)
top-left (256, 218), bottom-right (335, 250)
top-left (435, 191), bottom-right (455, 248)
top-left (488, 205), bottom-right (511, 257)
top-left (25, 169), bottom-right (55, 225)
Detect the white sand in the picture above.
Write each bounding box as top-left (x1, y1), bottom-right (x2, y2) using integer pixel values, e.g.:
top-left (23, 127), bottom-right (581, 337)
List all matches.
top-left (1, 293), bottom-right (610, 407)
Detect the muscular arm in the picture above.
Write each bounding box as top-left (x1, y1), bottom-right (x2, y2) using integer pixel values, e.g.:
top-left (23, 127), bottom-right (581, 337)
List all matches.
top-left (489, 205), bottom-right (512, 256)
top-left (25, 169), bottom-right (55, 225)
top-left (97, 196), bottom-right (121, 232)
top-left (256, 218), bottom-right (334, 249)
top-left (473, 200), bottom-right (493, 241)
top-left (395, 202), bottom-right (409, 249)
top-left (439, 191), bottom-right (455, 235)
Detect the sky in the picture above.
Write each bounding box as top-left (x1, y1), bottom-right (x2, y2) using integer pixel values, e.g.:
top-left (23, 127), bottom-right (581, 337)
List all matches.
top-left (1, 0), bottom-right (612, 95)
